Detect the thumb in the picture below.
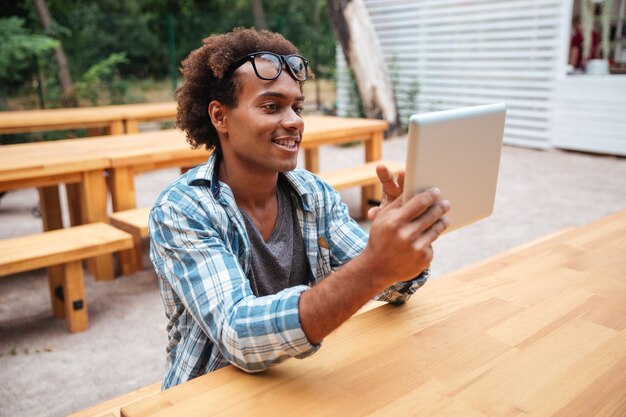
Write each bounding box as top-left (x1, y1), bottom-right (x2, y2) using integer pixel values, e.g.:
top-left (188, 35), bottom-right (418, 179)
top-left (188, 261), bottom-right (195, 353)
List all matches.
top-left (368, 206), bottom-right (380, 221)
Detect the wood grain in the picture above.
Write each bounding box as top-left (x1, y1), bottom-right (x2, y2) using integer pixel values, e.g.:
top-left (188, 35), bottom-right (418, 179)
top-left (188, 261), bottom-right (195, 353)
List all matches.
top-left (119, 209), bottom-right (626, 417)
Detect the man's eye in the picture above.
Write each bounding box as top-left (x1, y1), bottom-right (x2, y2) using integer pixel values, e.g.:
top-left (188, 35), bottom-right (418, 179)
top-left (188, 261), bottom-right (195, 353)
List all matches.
top-left (263, 103), bottom-right (279, 111)
top-left (293, 105), bottom-right (304, 114)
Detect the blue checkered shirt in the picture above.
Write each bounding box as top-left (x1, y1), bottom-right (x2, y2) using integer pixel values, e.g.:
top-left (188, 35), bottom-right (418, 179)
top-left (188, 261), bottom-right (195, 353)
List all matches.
top-left (149, 153), bottom-right (429, 389)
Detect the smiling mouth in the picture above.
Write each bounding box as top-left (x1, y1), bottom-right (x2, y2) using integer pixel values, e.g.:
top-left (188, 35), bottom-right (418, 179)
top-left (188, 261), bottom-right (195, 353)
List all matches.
top-left (272, 137), bottom-right (300, 149)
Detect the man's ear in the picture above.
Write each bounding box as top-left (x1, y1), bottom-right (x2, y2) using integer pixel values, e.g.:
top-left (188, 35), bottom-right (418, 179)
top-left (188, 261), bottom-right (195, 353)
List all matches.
top-left (208, 100), bottom-right (228, 133)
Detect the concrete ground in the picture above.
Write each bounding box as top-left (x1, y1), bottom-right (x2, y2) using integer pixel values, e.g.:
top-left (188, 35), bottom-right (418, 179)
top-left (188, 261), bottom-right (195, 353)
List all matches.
top-left (1, 136), bottom-right (625, 417)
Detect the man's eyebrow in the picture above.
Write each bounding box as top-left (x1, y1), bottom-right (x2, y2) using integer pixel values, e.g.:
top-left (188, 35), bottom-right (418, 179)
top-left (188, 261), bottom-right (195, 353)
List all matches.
top-left (257, 91), bottom-right (305, 101)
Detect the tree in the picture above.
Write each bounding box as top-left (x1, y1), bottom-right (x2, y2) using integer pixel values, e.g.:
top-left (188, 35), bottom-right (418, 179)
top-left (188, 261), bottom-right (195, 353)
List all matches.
top-left (33, 0), bottom-right (77, 106)
top-left (0, 16), bottom-right (58, 109)
top-left (326, 0), bottom-right (401, 133)
top-left (250, 0), bottom-right (268, 29)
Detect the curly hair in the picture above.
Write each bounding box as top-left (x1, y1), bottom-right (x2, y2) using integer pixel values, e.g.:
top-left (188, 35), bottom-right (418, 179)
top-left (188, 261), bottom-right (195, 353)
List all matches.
top-left (176, 27), bottom-right (302, 151)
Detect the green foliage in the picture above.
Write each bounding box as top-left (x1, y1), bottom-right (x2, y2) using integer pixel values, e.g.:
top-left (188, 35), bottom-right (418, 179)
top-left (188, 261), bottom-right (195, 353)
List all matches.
top-left (1, 0), bottom-right (337, 108)
top-left (75, 52), bottom-right (131, 105)
top-left (0, 17), bottom-right (57, 86)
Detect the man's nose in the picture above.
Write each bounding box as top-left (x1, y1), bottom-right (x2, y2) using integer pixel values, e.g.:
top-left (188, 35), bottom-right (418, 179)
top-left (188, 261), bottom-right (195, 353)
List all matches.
top-left (282, 108), bottom-right (304, 131)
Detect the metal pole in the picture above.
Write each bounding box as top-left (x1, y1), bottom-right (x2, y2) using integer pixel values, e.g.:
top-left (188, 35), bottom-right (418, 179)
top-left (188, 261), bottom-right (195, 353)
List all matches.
top-left (167, 13), bottom-right (177, 93)
top-left (33, 55), bottom-right (46, 109)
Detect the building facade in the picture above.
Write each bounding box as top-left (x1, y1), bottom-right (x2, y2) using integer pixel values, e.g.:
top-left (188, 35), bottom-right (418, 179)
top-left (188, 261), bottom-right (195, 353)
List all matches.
top-left (336, 0), bottom-right (626, 155)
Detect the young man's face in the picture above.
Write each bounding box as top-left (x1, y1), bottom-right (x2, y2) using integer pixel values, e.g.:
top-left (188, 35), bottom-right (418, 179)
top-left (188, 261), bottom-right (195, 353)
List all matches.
top-left (217, 60), bottom-right (305, 176)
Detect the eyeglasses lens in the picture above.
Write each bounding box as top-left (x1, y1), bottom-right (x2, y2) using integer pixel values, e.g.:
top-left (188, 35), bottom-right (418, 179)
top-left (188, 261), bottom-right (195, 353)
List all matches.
top-left (286, 56), bottom-right (306, 81)
top-left (254, 54), bottom-right (282, 79)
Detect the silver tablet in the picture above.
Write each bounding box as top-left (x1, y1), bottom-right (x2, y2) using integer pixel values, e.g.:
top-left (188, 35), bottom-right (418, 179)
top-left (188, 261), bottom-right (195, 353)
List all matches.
top-left (403, 103), bottom-right (507, 234)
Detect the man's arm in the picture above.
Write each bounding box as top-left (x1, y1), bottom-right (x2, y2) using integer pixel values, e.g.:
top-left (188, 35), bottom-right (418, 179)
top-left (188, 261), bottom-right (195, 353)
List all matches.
top-left (300, 188), bottom-right (450, 344)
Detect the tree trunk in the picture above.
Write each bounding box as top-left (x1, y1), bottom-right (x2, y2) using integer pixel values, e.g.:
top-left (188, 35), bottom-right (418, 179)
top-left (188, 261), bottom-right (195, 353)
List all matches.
top-left (33, 0), bottom-right (78, 107)
top-left (327, 0), bottom-right (401, 134)
top-left (250, 0), bottom-right (268, 30)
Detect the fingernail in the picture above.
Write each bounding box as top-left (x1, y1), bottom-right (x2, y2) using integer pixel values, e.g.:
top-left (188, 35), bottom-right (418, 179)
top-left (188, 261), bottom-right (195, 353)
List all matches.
top-left (431, 187), bottom-right (441, 197)
top-left (441, 199), bottom-right (451, 210)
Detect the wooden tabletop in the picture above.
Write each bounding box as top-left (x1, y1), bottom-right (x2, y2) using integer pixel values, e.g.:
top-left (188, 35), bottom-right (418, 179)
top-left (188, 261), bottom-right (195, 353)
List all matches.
top-left (301, 115), bottom-right (388, 147)
top-left (120, 209), bottom-right (626, 417)
top-left (0, 102), bottom-right (177, 134)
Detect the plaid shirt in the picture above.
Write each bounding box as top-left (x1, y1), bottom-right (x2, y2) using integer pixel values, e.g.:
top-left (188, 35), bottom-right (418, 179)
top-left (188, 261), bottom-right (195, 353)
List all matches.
top-left (149, 153), bottom-right (429, 389)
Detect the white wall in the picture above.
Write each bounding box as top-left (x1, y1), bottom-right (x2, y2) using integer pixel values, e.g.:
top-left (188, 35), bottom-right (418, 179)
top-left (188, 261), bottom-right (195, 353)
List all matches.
top-left (336, 0), bottom-right (574, 149)
top-left (553, 76), bottom-right (626, 156)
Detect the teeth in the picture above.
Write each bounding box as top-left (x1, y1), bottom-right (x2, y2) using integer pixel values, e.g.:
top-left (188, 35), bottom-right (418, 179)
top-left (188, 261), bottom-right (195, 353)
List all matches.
top-left (274, 140), bottom-right (296, 148)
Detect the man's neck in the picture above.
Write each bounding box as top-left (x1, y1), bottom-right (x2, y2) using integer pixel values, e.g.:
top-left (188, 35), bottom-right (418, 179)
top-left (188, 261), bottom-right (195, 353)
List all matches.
top-left (217, 155), bottom-right (279, 211)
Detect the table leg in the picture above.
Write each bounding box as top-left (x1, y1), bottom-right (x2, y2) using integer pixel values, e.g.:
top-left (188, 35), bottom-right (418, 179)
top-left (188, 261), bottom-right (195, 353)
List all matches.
top-left (109, 167), bottom-right (137, 212)
top-left (304, 148), bottom-right (320, 173)
top-left (108, 120), bottom-right (125, 135)
top-left (38, 186), bottom-right (66, 317)
top-left (109, 167), bottom-right (139, 275)
top-left (38, 186), bottom-right (64, 231)
top-left (361, 131), bottom-right (384, 219)
top-left (125, 119), bottom-right (140, 134)
top-left (81, 170), bottom-right (115, 280)
top-left (66, 183), bottom-right (84, 226)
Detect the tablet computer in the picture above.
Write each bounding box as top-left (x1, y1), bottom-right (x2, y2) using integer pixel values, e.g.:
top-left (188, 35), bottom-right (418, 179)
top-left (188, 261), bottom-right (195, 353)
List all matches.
top-left (403, 103), bottom-right (506, 234)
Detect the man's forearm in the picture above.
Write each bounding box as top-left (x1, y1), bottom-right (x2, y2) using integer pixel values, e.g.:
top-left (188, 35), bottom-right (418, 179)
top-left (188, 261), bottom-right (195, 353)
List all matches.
top-left (299, 252), bottom-right (394, 345)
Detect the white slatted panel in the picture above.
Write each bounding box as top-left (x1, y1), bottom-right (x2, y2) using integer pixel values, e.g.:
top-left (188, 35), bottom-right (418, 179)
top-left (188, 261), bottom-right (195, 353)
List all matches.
top-left (336, 0), bottom-right (573, 148)
top-left (553, 76), bottom-right (626, 156)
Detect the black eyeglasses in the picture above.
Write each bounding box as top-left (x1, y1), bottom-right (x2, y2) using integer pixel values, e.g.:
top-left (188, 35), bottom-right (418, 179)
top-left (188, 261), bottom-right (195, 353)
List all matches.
top-left (225, 51), bottom-right (308, 82)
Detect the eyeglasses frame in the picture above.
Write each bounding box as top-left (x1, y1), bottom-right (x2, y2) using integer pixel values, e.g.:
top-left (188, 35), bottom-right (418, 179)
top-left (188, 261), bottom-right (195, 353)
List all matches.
top-left (225, 51), bottom-right (308, 82)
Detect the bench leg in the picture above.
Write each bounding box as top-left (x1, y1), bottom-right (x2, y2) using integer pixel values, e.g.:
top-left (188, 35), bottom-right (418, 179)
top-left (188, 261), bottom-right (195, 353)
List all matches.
top-left (48, 266), bottom-right (66, 319)
top-left (62, 261), bottom-right (89, 333)
top-left (39, 186), bottom-right (72, 312)
top-left (361, 184), bottom-right (381, 220)
top-left (118, 235), bottom-right (141, 276)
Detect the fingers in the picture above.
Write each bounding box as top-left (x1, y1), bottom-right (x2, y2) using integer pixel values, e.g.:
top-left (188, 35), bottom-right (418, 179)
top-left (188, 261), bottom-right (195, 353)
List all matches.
top-left (397, 169), bottom-right (405, 193)
top-left (398, 199), bottom-right (450, 242)
top-left (413, 217), bottom-right (450, 251)
top-left (367, 206), bottom-right (380, 221)
top-left (398, 187), bottom-right (442, 222)
top-left (376, 164), bottom-right (402, 198)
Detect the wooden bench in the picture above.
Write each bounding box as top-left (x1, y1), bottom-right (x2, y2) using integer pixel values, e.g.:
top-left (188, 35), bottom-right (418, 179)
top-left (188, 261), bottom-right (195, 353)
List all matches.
top-left (0, 223), bottom-right (133, 332)
top-left (109, 160), bottom-right (404, 274)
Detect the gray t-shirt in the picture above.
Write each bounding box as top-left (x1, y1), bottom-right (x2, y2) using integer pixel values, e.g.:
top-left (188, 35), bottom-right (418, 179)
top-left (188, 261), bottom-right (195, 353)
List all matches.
top-left (240, 181), bottom-right (310, 296)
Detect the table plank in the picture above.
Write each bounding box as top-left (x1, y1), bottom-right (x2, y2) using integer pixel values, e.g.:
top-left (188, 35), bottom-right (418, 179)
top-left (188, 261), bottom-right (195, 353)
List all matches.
top-left (0, 102), bottom-right (176, 135)
top-left (120, 209), bottom-right (626, 417)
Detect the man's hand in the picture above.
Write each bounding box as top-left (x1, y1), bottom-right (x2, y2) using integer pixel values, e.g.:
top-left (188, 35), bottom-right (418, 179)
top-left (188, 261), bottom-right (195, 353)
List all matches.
top-left (300, 187), bottom-right (450, 345)
top-left (368, 164), bottom-right (405, 221)
top-left (363, 187), bottom-right (450, 284)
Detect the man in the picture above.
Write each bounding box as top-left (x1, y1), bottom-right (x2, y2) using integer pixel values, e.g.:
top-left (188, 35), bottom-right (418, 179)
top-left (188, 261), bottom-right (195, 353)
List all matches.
top-left (149, 28), bottom-right (450, 389)
top-left (569, 15), bottom-right (600, 71)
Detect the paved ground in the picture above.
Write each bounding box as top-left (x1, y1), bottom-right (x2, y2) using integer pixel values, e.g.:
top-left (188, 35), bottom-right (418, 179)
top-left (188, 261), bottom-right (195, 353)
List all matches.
top-left (1, 136), bottom-right (625, 417)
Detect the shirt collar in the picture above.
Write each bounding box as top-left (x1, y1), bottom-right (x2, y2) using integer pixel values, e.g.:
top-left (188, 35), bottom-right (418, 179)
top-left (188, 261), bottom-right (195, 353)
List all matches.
top-left (187, 152), bottom-right (313, 212)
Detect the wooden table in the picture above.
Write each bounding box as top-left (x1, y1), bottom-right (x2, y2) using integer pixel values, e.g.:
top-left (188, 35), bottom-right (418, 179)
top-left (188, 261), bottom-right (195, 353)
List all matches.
top-left (106, 115), bottom-right (389, 212)
top-left (300, 115), bottom-right (388, 173)
top-left (120, 209), bottom-right (626, 417)
top-left (302, 115), bottom-right (388, 212)
top-left (1, 115), bottom-right (388, 276)
top-left (0, 102), bottom-right (177, 135)
top-left (0, 132), bottom-right (207, 279)
top-left (0, 140), bottom-right (113, 279)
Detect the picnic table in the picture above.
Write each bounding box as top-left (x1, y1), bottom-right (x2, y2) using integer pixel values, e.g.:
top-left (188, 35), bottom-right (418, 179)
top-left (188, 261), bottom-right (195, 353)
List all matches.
top-left (0, 102), bottom-right (177, 135)
top-left (0, 132), bottom-right (206, 280)
top-left (115, 209), bottom-right (626, 417)
top-left (0, 115), bottom-right (390, 278)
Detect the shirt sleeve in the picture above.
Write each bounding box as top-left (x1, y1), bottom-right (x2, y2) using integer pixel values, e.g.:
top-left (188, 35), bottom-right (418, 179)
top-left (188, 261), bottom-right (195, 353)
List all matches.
top-left (149, 196), bottom-right (320, 373)
top-left (317, 179), bottom-right (429, 304)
